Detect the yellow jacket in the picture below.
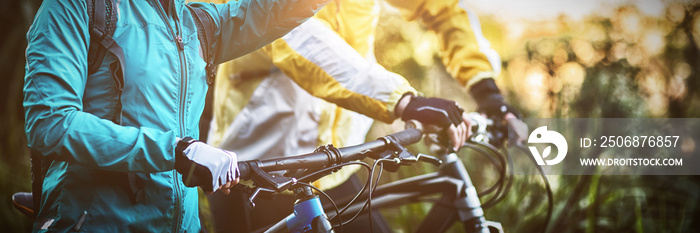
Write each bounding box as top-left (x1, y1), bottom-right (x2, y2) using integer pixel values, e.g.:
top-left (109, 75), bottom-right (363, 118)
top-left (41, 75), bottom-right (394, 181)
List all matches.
top-left (206, 0), bottom-right (501, 189)
top-left (386, 0), bottom-right (501, 86)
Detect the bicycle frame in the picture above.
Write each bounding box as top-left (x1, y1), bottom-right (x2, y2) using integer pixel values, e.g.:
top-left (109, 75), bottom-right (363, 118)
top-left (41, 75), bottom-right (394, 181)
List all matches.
top-left (259, 149), bottom-right (503, 233)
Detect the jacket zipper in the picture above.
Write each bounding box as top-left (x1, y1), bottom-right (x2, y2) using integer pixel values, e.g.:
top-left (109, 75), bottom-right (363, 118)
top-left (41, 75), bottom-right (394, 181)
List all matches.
top-left (153, 1), bottom-right (187, 232)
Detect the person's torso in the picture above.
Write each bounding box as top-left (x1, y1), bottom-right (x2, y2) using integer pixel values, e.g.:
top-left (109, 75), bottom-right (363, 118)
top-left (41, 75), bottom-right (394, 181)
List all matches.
top-left (38, 0), bottom-right (206, 232)
top-left (84, 0), bottom-right (207, 137)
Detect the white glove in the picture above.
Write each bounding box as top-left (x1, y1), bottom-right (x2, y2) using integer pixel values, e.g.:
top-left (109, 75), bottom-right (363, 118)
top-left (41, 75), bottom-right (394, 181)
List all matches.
top-left (175, 137), bottom-right (239, 192)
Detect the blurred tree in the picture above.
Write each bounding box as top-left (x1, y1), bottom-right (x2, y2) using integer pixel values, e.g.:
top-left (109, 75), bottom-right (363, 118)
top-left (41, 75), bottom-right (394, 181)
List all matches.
top-left (501, 3), bottom-right (700, 233)
top-left (1, 0), bottom-right (41, 231)
top-left (375, 2), bottom-right (700, 233)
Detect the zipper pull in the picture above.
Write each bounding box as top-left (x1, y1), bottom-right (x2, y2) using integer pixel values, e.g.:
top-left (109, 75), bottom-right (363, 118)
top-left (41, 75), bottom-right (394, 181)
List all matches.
top-left (176, 35), bottom-right (184, 50)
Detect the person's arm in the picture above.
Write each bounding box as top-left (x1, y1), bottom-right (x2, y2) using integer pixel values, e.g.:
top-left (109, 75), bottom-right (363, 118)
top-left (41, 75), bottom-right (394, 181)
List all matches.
top-left (386, 0), bottom-right (519, 118)
top-left (385, 0), bottom-right (501, 87)
top-left (261, 18), bottom-right (416, 123)
top-left (189, 0), bottom-right (331, 64)
top-left (259, 18), bottom-right (470, 149)
top-left (24, 0), bottom-right (177, 172)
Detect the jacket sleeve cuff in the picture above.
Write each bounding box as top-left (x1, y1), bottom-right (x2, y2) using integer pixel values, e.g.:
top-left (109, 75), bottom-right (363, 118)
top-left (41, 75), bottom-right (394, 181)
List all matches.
top-left (468, 77), bottom-right (500, 99)
top-left (387, 85), bottom-right (418, 118)
top-left (465, 72), bottom-right (497, 89)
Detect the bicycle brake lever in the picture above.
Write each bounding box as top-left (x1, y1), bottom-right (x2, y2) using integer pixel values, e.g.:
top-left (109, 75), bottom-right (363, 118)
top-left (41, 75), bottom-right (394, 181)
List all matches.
top-left (379, 151), bottom-right (402, 172)
top-left (243, 164), bottom-right (298, 209)
top-left (387, 136), bottom-right (415, 162)
top-left (247, 187), bottom-right (275, 208)
top-left (507, 117), bottom-right (528, 146)
top-left (381, 135), bottom-right (443, 169)
top-left (417, 153), bottom-right (442, 167)
top-left (241, 161), bottom-right (297, 209)
top-left (248, 161), bottom-right (297, 191)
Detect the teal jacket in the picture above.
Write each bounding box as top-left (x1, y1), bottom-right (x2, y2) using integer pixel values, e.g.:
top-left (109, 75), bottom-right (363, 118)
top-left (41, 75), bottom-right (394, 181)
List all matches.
top-left (24, 0), bottom-right (327, 231)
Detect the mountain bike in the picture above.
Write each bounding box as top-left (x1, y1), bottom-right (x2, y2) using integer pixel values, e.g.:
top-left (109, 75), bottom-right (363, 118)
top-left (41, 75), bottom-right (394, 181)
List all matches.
top-left (13, 114), bottom-right (553, 233)
top-left (231, 114), bottom-right (553, 233)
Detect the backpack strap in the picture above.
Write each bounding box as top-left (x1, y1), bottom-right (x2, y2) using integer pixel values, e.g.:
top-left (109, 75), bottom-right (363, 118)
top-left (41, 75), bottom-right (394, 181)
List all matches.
top-left (87, 0), bottom-right (127, 124)
top-left (187, 5), bottom-right (217, 83)
top-left (187, 5), bottom-right (218, 142)
top-left (87, 0), bottom-right (126, 88)
top-left (89, 0), bottom-right (145, 203)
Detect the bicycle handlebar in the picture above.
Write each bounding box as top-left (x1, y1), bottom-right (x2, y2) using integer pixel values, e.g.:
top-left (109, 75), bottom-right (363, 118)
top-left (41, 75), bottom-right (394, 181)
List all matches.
top-left (229, 116), bottom-right (529, 233)
top-left (237, 128), bottom-right (423, 180)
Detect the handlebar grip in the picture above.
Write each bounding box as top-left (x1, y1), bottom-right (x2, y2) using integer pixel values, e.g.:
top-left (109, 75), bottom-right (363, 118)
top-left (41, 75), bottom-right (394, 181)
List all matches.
top-left (386, 128), bottom-right (423, 146)
top-left (237, 161), bottom-right (250, 180)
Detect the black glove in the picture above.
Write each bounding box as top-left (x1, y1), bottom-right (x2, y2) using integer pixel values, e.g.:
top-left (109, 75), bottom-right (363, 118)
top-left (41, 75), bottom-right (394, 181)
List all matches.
top-left (399, 93), bottom-right (464, 128)
top-left (469, 78), bottom-right (521, 119)
top-left (175, 137), bottom-right (238, 192)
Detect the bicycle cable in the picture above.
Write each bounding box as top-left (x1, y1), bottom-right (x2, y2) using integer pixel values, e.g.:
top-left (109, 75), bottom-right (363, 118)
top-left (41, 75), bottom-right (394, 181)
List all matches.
top-left (298, 161), bottom-right (371, 184)
top-left (334, 159), bottom-right (392, 230)
top-left (293, 161), bottom-right (373, 232)
top-left (462, 142), bottom-right (506, 197)
top-left (462, 141), bottom-right (510, 209)
top-left (464, 142), bottom-right (504, 172)
top-left (472, 141), bottom-right (514, 209)
top-left (318, 160), bottom-right (387, 231)
top-left (517, 144), bottom-right (553, 233)
top-left (485, 142), bottom-right (514, 209)
top-left (368, 160), bottom-right (379, 233)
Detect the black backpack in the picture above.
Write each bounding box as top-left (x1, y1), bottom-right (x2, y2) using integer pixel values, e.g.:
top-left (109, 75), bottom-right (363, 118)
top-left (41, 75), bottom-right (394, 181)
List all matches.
top-left (29, 0), bottom-right (218, 215)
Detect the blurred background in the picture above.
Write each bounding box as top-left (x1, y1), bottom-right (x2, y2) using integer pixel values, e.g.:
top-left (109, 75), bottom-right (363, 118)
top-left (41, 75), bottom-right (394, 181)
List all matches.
top-left (2, 0), bottom-right (699, 232)
top-left (369, 0), bottom-right (700, 232)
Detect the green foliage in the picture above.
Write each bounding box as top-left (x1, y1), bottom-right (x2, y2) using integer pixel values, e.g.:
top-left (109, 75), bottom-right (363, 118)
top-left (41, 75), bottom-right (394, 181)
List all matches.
top-left (1, 1), bottom-right (41, 231)
top-left (371, 2), bottom-right (700, 233)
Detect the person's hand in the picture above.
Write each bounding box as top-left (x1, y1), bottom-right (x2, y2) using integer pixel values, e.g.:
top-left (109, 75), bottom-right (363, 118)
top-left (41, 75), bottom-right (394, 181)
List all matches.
top-left (470, 78), bottom-right (528, 146)
top-left (175, 137), bottom-right (240, 194)
top-left (395, 93), bottom-right (471, 151)
top-left (217, 179), bottom-right (239, 195)
top-left (469, 78), bottom-right (522, 120)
